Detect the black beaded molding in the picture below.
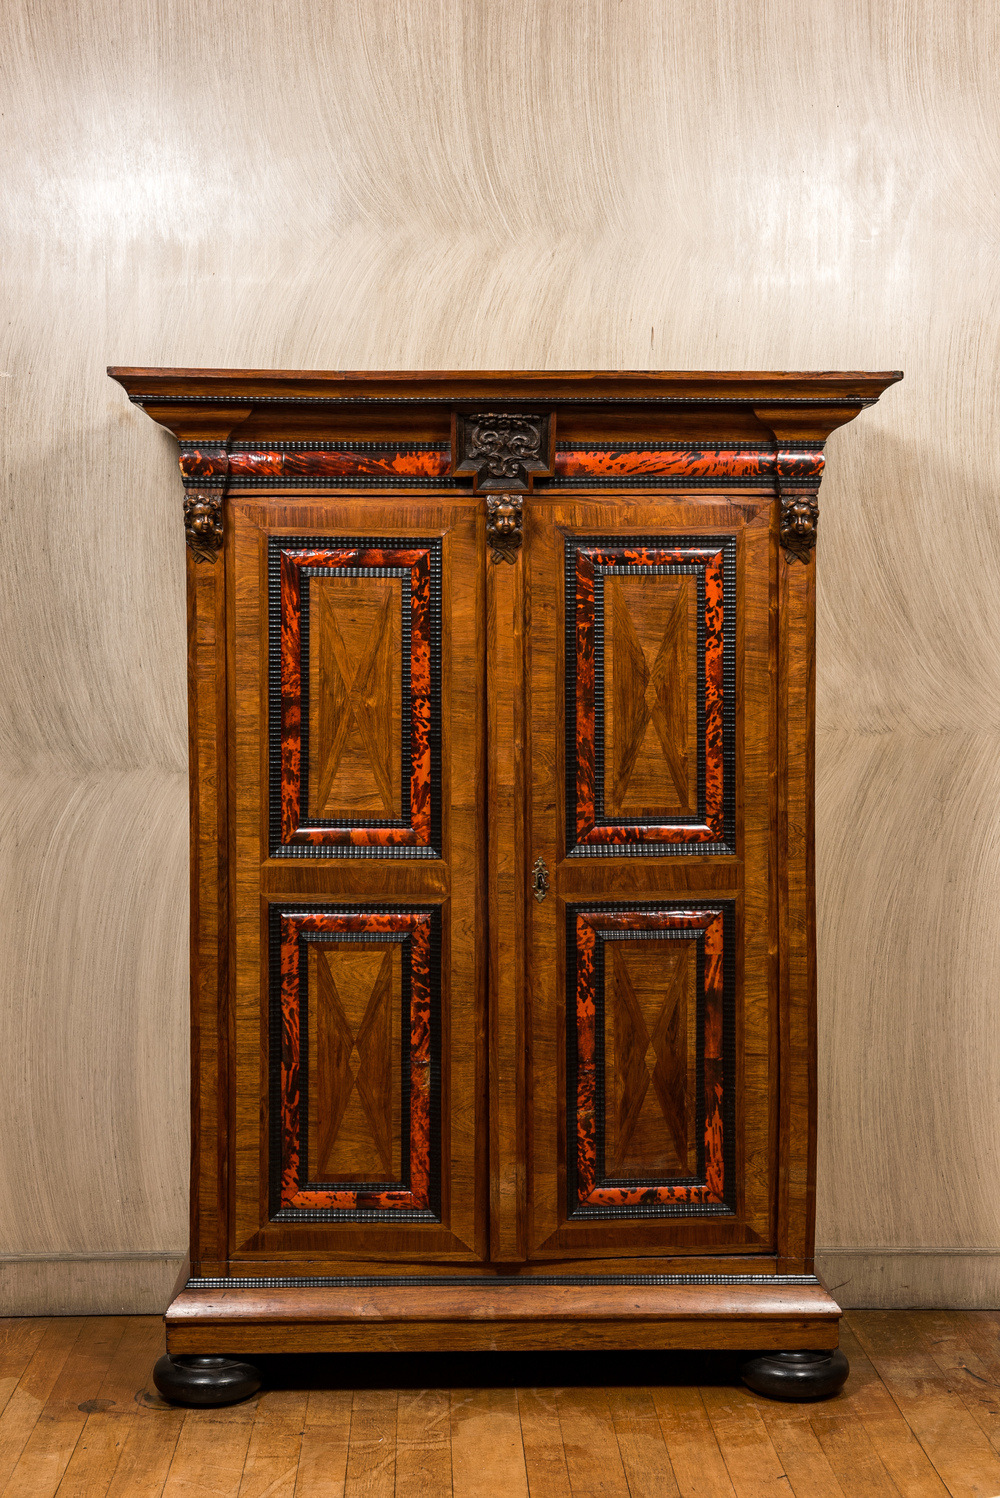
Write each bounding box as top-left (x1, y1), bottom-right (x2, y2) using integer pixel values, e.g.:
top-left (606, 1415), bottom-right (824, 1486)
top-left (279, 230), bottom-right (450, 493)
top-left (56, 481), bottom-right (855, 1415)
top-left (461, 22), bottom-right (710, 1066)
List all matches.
top-left (130, 392), bottom-right (877, 406)
top-left (564, 534), bottom-right (736, 859)
top-left (186, 1274), bottom-right (821, 1289)
top-left (553, 441), bottom-right (768, 449)
top-left (565, 901), bottom-right (737, 1221)
top-left (236, 441), bottom-right (449, 450)
top-left (537, 477), bottom-right (773, 490)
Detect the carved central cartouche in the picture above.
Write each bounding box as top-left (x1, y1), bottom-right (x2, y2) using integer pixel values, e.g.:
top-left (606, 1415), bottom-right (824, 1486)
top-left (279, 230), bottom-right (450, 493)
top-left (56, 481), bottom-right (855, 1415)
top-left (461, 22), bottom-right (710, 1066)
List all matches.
top-left (455, 413), bottom-right (548, 491)
top-left (453, 412), bottom-right (553, 564)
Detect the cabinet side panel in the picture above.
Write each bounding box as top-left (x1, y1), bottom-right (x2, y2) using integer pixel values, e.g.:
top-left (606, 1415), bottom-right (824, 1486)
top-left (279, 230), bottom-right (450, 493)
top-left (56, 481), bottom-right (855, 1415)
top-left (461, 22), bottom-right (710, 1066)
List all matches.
top-left (187, 551), bottom-right (228, 1275)
top-left (777, 556), bottom-right (816, 1272)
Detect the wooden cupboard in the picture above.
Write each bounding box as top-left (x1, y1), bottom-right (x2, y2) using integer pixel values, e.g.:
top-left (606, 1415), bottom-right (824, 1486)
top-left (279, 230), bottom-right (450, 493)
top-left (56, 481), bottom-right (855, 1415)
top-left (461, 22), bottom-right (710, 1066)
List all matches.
top-left (109, 367), bottom-right (901, 1403)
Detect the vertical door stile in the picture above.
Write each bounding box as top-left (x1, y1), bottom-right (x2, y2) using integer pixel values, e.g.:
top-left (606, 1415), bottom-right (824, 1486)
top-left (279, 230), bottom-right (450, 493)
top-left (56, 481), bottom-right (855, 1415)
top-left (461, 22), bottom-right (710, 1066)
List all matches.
top-left (486, 554), bottom-right (527, 1261)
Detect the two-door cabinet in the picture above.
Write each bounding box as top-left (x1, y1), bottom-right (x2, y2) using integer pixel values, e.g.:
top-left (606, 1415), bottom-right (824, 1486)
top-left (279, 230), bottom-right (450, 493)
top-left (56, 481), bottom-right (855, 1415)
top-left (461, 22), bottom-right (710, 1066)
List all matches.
top-left (109, 368), bottom-right (901, 1404)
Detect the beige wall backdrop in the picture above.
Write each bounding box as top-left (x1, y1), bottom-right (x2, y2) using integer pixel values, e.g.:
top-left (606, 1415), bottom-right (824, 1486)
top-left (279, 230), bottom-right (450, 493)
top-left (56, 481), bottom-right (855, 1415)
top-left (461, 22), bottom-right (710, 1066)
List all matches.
top-left (2, 0), bottom-right (998, 1313)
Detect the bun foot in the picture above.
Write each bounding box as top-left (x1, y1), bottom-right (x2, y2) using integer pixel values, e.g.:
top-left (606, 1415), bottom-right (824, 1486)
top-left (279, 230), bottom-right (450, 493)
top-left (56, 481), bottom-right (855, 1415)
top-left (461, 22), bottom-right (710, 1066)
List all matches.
top-left (740, 1348), bottom-right (849, 1401)
top-left (153, 1354), bottom-right (261, 1406)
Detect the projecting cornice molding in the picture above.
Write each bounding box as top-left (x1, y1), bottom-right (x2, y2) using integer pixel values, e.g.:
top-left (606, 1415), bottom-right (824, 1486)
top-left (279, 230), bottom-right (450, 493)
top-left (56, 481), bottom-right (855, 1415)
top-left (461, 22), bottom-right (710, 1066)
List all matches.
top-left (110, 368), bottom-right (902, 567)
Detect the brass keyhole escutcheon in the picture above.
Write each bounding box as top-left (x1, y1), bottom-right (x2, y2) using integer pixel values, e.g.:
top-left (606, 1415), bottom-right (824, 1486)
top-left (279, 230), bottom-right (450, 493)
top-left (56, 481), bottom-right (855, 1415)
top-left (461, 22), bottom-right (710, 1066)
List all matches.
top-left (531, 856), bottom-right (549, 903)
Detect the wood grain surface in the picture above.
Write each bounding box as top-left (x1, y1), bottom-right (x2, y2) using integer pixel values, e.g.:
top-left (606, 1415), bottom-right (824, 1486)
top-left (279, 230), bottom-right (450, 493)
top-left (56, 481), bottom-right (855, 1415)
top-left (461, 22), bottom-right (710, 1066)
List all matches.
top-left (1, 0), bottom-right (997, 1309)
top-left (0, 1312), bottom-right (996, 1494)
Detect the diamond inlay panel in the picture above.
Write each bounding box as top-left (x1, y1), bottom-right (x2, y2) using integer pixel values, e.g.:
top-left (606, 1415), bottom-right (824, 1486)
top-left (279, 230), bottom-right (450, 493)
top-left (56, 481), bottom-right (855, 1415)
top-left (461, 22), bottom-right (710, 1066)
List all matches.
top-left (605, 938), bottom-right (697, 1178)
top-left (604, 574), bottom-right (698, 819)
top-left (308, 577), bottom-right (403, 819)
top-left (308, 943), bottom-right (401, 1183)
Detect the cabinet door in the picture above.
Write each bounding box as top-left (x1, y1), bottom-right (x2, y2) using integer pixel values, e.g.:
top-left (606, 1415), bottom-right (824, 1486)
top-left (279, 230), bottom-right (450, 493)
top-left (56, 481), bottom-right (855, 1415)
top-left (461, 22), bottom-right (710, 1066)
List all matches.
top-left (523, 497), bottom-right (773, 1258)
top-left (229, 494), bottom-right (486, 1265)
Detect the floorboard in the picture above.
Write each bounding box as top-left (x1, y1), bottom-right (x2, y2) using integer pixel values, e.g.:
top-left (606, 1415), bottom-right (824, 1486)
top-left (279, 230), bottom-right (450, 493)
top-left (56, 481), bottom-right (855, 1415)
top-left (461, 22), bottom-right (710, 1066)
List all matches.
top-left (0, 1314), bottom-right (995, 1496)
top-left (849, 1311), bottom-right (1000, 1498)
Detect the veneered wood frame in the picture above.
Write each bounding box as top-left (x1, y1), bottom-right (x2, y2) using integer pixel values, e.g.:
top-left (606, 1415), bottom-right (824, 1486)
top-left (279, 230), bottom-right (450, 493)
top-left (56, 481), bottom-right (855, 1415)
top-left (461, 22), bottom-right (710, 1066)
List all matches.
top-left (109, 366), bottom-right (901, 1355)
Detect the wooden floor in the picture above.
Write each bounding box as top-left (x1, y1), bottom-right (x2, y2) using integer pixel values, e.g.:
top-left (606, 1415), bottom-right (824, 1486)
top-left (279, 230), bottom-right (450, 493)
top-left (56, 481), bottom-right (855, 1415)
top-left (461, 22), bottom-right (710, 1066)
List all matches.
top-left (1, 1311), bottom-right (999, 1496)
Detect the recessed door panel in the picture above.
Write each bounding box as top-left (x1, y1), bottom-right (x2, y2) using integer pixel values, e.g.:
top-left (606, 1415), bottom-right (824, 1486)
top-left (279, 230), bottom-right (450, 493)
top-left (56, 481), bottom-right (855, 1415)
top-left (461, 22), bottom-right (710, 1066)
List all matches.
top-left (308, 576), bottom-right (403, 821)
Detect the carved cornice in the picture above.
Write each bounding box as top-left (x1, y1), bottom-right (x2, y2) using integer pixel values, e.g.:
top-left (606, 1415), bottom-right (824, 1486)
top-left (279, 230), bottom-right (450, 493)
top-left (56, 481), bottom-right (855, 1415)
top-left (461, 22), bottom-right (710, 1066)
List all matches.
top-left (179, 443), bottom-right (229, 562)
top-left (110, 369), bottom-right (904, 420)
top-left (776, 445), bottom-right (825, 564)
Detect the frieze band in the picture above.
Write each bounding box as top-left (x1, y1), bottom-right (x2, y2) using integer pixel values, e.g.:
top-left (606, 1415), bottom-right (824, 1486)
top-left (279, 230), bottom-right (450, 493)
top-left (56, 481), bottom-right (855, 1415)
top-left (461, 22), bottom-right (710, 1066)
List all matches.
top-left (177, 434), bottom-right (826, 566)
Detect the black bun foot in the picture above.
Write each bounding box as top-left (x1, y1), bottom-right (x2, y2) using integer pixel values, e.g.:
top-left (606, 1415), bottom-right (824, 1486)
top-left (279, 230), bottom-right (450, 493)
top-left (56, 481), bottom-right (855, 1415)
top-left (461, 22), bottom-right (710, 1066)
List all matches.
top-left (740, 1348), bottom-right (849, 1401)
top-left (153, 1354), bottom-right (262, 1406)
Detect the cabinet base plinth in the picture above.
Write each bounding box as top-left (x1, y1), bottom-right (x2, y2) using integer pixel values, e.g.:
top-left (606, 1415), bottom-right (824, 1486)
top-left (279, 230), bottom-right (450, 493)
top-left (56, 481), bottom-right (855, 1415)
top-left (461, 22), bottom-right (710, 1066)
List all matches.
top-left (165, 1279), bottom-right (841, 1357)
top-left (153, 1354), bottom-right (262, 1406)
top-left (740, 1348), bottom-right (850, 1401)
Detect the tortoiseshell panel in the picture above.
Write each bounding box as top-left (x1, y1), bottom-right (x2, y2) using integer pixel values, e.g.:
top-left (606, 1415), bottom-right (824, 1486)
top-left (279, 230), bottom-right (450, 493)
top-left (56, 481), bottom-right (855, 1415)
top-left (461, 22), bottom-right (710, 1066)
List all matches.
top-left (565, 536), bottom-right (735, 857)
top-left (566, 904), bottom-right (734, 1219)
top-left (269, 537), bottom-right (441, 858)
top-left (270, 905), bottom-right (440, 1221)
top-left (554, 447), bottom-right (773, 479)
top-left (178, 445), bottom-right (230, 482)
top-left (230, 447), bottom-right (451, 481)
